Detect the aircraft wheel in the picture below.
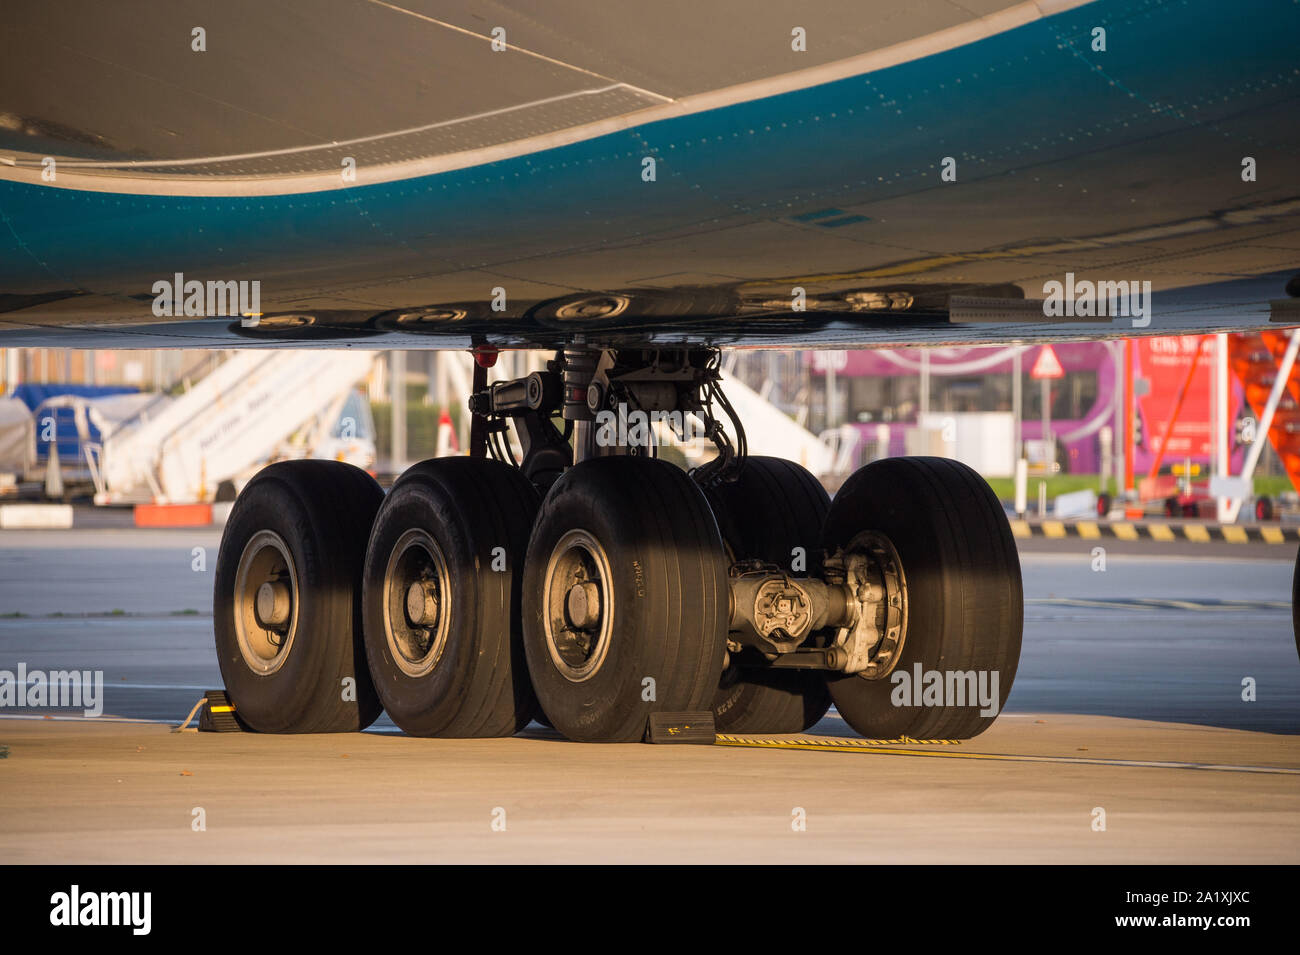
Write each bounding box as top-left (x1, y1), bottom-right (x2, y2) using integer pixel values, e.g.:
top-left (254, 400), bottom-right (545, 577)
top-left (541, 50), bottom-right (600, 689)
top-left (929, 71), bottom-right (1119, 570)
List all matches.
top-left (822, 456), bottom-right (1022, 740)
top-left (705, 457), bottom-right (832, 733)
top-left (214, 461), bottom-right (383, 733)
top-left (361, 458), bottom-right (539, 737)
top-left (522, 457), bottom-right (728, 742)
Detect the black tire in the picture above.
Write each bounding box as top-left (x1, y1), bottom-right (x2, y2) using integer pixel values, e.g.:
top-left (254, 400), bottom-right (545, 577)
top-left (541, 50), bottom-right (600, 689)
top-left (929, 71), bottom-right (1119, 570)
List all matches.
top-left (705, 457), bottom-right (832, 733)
top-left (1164, 496), bottom-right (1179, 518)
top-left (361, 457), bottom-right (540, 737)
top-left (1096, 492), bottom-right (1111, 517)
top-left (522, 456), bottom-right (728, 742)
top-left (214, 460), bottom-right (383, 733)
top-left (822, 456), bottom-right (1022, 740)
top-left (1256, 496), bottom-right (1275, 521)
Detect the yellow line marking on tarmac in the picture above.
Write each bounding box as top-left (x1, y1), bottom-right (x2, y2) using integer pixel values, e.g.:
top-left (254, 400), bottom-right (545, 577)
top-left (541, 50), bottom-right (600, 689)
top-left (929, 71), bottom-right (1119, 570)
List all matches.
top-left (1075, 521), bottom-right (1101, 538)
top-left (1010, 519), bottom-right (1031, 538)
top-left (1261, 527), bottom-right (1285, 544)
top-left (1183, 524), bottom-right (1211, 542)
top-left (717, 734), bottom-right (960, 747)
top-left (1147, 523), bottom-right (1175, 541)
top-left (714, 736), bottom-right (1300, 774)
top-left (1221, 525), bottom-right (1249, 543)
top-left (1112, 523), bottom-right (1139, 540)
top-left (1041, 521), bottom-right (1066, 538)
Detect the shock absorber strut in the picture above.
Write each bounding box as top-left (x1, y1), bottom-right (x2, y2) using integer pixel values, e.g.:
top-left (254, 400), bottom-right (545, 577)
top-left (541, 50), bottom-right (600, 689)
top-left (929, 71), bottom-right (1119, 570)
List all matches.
top-left (468, 346), bottom-right (497, 459)
top-left (563, 345), bottom-right (603, 464)
top-left (562, 347), bottom-right (599, 423)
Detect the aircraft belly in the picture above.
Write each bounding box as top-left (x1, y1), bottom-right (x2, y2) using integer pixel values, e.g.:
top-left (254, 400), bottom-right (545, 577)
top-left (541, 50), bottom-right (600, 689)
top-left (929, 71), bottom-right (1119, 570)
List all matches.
top-left (0, 0), bottom-right (1296, 348)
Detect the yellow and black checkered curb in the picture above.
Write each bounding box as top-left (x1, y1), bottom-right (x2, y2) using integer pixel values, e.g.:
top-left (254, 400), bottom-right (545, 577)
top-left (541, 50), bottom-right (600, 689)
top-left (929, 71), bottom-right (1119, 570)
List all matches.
top-left (1010, 519), bottom-right (1299, 544)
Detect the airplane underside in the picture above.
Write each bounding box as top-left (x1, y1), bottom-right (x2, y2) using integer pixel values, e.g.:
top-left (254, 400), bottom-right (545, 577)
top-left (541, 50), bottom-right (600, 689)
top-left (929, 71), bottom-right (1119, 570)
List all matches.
top-left (0, 0), bottom-right (1297, 350)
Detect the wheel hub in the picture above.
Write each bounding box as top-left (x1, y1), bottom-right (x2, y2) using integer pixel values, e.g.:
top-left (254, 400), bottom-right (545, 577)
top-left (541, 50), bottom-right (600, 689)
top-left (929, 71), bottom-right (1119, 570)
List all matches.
top-left (233, 530), bottom-right (299, 675)
top-left (564, 581), bottom-right (601, 630)
top-left (255, 580), bottom-right (292, 628)
top-left (405, 579), bottom-right (440, 627)
top-left (383, 528), bottom-right (451, 677)
top-left (542, 529), bottom-right (614, 682)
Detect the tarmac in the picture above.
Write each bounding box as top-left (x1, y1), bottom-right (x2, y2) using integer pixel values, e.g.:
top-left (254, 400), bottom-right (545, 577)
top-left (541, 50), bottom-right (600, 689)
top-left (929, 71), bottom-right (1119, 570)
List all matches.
top-left (1, 527), bottom-right (1296, 863)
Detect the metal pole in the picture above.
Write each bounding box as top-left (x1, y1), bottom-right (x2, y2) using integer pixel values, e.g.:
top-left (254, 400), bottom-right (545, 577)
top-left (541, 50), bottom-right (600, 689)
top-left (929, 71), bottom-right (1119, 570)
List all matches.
top-left (391, 350), bottom-right (407, 470)
top-left (826, 363), bottom-right (837, 430)
top-left (919, 350), bottom-right (930, 420)
top-left (1012, 347), bottom-right (1023, 460)
top-left (1124, 339), bottom-right (1135, 495)
top-left (3, 348), bottom-right (18, 394)
top-left (1214, 333), bottom-right (1229, 521)
top-left (1041, 377), bottom-right (1051, 468)
top-left (1112, 341), bottom-right (1124, 496)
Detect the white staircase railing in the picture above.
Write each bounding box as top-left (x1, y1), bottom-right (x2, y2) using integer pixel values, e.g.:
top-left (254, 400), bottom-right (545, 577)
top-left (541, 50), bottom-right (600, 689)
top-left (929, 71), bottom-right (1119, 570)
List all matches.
top-left (98, 350), bottom-right (374, 503)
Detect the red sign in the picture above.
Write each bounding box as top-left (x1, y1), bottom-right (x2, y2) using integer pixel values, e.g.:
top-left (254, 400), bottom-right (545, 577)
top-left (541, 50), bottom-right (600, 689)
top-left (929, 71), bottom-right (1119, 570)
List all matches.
top-left (1030, 345), bottom-right (1064, 380)
top-left (1135, 336), bottom-right (1225, 460)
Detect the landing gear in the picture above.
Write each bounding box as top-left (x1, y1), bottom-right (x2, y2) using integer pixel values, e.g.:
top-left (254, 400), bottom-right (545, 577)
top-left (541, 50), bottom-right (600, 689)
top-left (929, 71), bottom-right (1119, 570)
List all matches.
top-left (213, 461), bottom-right (383, 733)
top-left (210, 346), bottom-right (1025, 744)
top-left (360, 458), bottom-right (539, 737)
top-left (521, 457), bottom-right (729, 742)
